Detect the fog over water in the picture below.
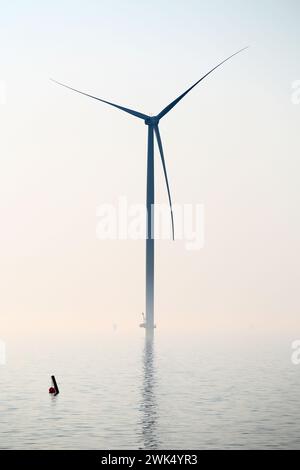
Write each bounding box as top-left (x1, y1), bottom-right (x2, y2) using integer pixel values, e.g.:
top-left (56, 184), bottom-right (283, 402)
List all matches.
top-left (1, 0), bottom-right (300, 450)
top-left (1, 332), bottom-right (299, 449)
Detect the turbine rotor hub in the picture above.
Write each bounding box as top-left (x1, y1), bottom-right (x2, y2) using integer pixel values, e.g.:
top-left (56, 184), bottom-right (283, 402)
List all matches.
top-left (144, 116), bottom-right (159, 126)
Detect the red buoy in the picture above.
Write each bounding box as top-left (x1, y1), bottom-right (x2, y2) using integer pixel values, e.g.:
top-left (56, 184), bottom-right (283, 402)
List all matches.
top-left (49, 386), bottom-right (56, 394)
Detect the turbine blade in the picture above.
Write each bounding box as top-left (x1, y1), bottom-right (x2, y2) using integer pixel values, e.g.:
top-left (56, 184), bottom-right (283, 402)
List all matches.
top-left (157, 47), bottom-right (248, 119)
top-left (50, 79), bottom-right (148, 120)
top-left (154, 125), bottom-right (175, 241)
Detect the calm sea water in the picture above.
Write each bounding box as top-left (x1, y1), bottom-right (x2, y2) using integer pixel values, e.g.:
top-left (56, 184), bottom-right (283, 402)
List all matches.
top-left (0, 332), bottom-right (300, 449)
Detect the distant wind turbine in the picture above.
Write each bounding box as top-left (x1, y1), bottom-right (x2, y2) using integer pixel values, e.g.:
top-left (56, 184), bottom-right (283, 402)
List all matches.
top-left (51, 47), bottom-right (247, 336)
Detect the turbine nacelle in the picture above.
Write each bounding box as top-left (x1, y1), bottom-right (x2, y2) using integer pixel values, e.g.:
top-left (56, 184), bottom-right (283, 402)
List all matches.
top-left (144, 116), bottom-right (160, 126)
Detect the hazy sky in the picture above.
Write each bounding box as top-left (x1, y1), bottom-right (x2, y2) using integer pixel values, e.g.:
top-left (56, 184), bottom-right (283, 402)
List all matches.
top-left (0, 0), bottom-right (300, 340)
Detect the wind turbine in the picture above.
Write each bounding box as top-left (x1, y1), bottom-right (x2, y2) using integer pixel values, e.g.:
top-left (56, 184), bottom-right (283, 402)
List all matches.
top-left (51, 47), bottom-right (247, 336)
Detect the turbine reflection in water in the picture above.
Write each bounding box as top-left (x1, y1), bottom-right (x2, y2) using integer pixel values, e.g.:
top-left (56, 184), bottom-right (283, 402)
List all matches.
top-left (139, 334), bottom-right (160, 449)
